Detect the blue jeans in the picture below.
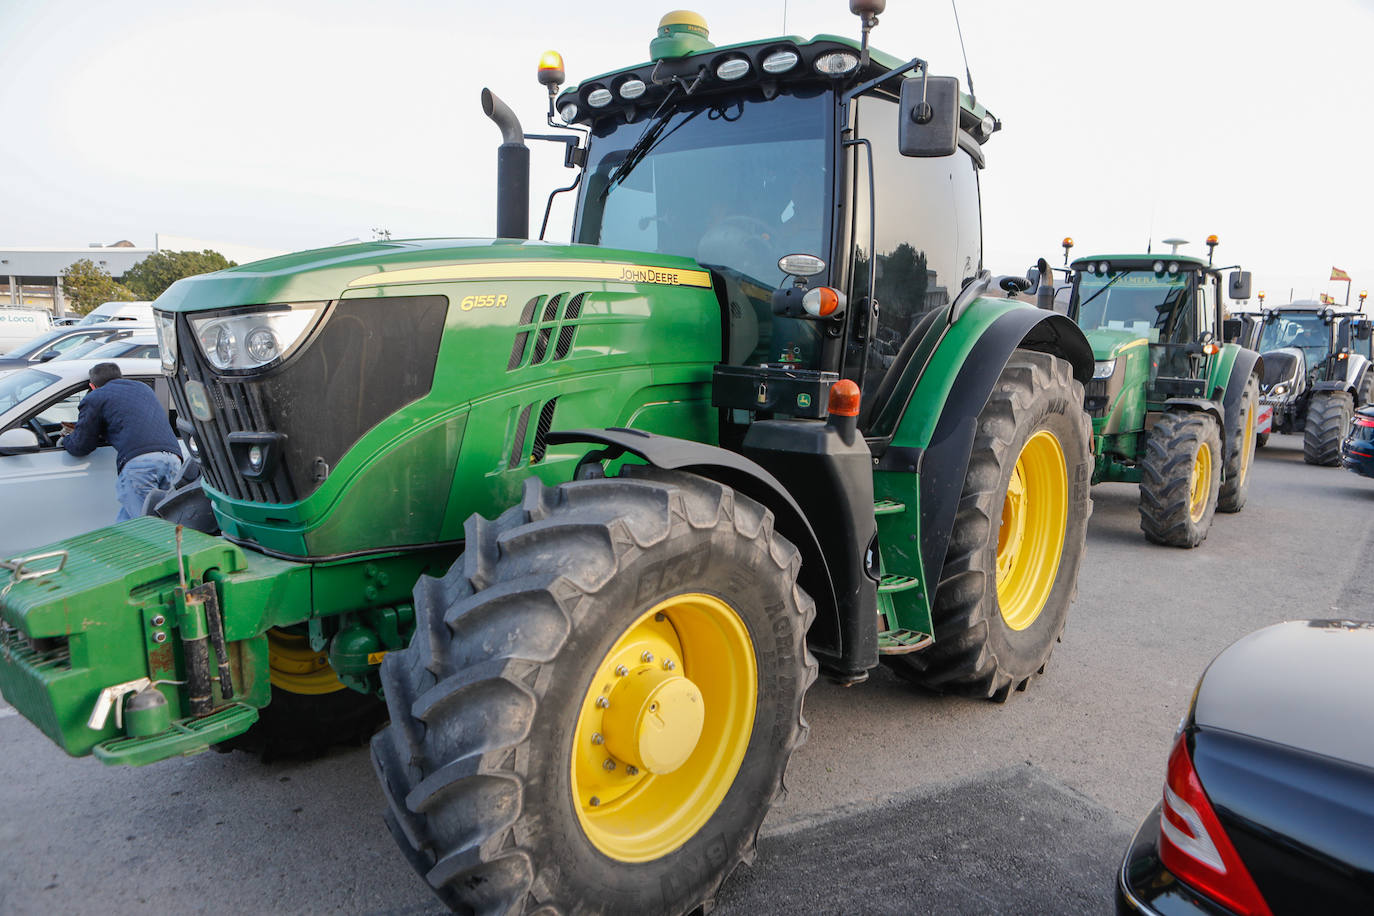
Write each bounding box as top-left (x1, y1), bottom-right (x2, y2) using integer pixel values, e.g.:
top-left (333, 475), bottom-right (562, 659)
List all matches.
top-left (116, 452), bottom-right (183, 522)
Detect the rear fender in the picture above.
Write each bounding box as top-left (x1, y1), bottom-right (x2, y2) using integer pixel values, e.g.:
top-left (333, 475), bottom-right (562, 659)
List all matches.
top-left (880, 301), bottom-right (1093, 609)
top-left (1162, 398), bottom-right (1225, 431)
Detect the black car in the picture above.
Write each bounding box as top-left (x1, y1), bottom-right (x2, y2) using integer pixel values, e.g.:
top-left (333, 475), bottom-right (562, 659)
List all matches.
top-left (1342, 405), bottom-right (1374, 479)
top-left (1117, 620), bottom-right (1374, 915)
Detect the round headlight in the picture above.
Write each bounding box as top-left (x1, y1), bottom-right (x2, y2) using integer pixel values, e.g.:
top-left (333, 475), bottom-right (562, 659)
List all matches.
top-left (1153, 260), bottom-right (1165, 273)
top-left (1098, 261), bottom-right (1110, 274)
top-left (980, 114), bottom-right (996, 138)
top-left (716, 57), bottom-right (751, 81)
top-left (1167, 262), bottom-right (1179, 275)
top-left (559, 102), bottom-right (579, 123)
top-left (761, 49), bottom-right (799, 73)
top-left (212, 326), bottom-right (235, 366)
top-left (248, 445), bottom-right (263, 471)
top-left (814, 51), bottom-right (860, 75)
top-left (618, 78), bottom-right (646, 100)
top-left (245, 327), bottom-right (279, 362)
top-left (587, 87), bottom-right (613, 108)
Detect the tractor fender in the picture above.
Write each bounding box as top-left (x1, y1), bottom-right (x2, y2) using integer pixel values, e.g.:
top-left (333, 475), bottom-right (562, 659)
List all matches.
top-left (1312, 380), bottom-right (1349, 394)
top-left (1221, 348), bottom-right (1263, 461)
top-left (543, 427), bottom-right (841, 658)
top-left (1162, 398), bottom-right (1225, 430)
top-left (911, 306), bottom-right (1093, 600)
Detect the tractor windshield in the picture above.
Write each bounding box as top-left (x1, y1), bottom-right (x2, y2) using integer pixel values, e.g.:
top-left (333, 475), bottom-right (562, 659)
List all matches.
top-left (574, 89), bottom-right (830, 292)
top-left (1073, 270), bottom-right (1194, 343)
top-left (1259, 312), bottom-right (1332, 365)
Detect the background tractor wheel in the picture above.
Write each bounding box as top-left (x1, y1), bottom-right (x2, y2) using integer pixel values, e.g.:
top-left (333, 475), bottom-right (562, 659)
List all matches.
top-left (887, 350), bottom-right (1091, 701)
top-left (1303, 391), bottom-right (1353, 466)
top-left (1139, 411), bottom-right (1222, 548)
top-left (371, 468), bottom-right (816, 915)
top-left (1217, 373), bottom-right (1259, 513)
top-left (219, 630), bottom-right (388, 761)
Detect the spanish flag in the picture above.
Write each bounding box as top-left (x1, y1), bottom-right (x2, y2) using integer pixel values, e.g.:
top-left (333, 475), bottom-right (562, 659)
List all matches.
top-left (1332, 267), bottom-right (1351, 281)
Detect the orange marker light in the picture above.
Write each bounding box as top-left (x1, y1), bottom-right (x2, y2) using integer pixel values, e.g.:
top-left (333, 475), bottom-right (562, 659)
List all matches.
top-left (828, 379), bottom-right (861, 417)
top-left (1203, 342), bottom-right (1221, 355)
top-left (538, 50), bottom-right (566, 87)
top-left (816, 287), bottom-right (839, 316)
top-left (1206, 234), bottom-right (1219, 247)
top-left (1062, 237), bottom-right (1074, 249)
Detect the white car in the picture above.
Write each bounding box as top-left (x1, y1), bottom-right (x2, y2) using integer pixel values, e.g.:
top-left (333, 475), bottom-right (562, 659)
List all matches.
top-left (77, 301), bottom-right (155, 325)
top-left (0, 357), bottom-right (180, 558)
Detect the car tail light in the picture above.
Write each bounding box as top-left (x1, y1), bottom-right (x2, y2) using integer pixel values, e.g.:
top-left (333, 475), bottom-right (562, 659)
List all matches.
top-left (1158, 733), bottom-right (1272, 916)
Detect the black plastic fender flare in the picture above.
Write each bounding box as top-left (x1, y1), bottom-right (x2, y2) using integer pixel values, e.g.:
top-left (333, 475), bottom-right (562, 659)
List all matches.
top-left (913, 308), bottom-right (1093, 597)
top-left (1162, 398), bottom-right (1225, 428)
top-left (1222, 349), bottom-right (1263, 462)
top-left (544, 427), bottom-right (841, 657)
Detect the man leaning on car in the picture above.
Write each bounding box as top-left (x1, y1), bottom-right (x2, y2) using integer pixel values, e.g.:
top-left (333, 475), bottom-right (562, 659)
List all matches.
top-left (60, 361), bottom-right (182, 521)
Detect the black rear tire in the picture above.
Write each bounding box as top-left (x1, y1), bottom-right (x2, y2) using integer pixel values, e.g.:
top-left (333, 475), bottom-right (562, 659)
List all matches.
top-left (1303, 391), bottom-right (1353, 466)
top-left (1256, 432), bottom-right (1270, 449)
top-left (887, 350), bottom-right (1091, 701)
top-left (1139, 411), bottom-right (1222, 548)
top-left (371, 468), bottom-right (816, 914)
top-left (1218, 373), bottom-right (1259, 513)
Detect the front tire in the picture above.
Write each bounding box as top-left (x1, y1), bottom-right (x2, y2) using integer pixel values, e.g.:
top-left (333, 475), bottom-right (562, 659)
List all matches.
top-left (888, 350), bottom-right (1091, 701)
top-left (1303, 391), bottom-right (1353, 466)
top-left (371, 469), bottom-right (816, 914)
top-left (1218, 373), bottom-right (1259, 513)
top-left (1139, 411), bottom-right (1222, 548)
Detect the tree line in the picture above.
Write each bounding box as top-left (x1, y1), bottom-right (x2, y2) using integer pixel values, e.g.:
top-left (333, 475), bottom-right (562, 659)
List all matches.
top-left (60, 249), bottom-right (237, 315)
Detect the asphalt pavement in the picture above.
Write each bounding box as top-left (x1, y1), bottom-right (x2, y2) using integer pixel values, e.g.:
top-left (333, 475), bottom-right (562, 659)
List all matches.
top-left (2, 432), bottom-right (1370, 915)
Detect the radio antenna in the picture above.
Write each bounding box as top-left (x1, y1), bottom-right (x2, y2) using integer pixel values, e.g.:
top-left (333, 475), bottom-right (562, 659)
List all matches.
top-left (950, 0), bottom-right (975, 98)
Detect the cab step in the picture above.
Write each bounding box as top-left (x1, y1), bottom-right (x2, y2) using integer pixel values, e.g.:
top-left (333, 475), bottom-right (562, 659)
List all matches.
top-left (878, 574), bottom-right (921, 594)
top-left (92, 703), bottom-right (260, 767)
top-left (873, 498), bottom-right (907, 516)
top-left (878, 628), bottom-right (934, 654)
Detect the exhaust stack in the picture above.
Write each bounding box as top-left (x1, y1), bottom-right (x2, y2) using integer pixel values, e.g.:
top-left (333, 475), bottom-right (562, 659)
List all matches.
top-left (482, 88), bottom-right (530, 240)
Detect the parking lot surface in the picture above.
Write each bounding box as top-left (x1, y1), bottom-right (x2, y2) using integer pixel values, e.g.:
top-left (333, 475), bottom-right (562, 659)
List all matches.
top-left (2, 432), bottom-right (1369, 914)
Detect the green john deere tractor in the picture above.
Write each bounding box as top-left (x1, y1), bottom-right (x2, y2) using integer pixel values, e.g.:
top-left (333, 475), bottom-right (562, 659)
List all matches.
top-left (1066, 237), bottom-right (1261, 547)
top-left (0, 8), bottom-right (1095, 913)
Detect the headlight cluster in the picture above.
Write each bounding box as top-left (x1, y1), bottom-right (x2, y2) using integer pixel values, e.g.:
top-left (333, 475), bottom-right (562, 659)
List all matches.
top-left (190, 303), bottom-right (325, 373)
top-left (154, 311), bottom-right (179, 372)
top-left (1271, 383), bottom-right (1289, 396)
top-left (1092, 359), bottom-right (1117, 379)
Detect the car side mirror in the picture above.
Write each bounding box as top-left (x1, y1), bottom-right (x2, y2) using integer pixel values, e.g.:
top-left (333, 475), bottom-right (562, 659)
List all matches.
top-left (898, 75), bottom-right (959, 158)
top-left (1228, 270), bottom-right (1252, 301)
top-left (0, 427), bottom-right (41, 455)
top-left (36, 349), bottom-right (59, 362)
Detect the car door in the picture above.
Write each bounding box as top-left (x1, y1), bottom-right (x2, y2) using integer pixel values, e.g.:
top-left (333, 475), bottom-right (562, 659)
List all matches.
top-left (0, 382), bottom-right (120, 557)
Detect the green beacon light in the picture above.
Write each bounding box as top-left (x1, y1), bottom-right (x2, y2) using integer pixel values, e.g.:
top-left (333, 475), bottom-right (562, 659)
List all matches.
top-left (650, 10), bottom-right (713, 61)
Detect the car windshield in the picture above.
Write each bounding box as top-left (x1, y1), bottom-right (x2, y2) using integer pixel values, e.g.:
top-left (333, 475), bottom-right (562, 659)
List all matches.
top-left (1073, 269), bottom-right (1193, 342)
top-left (0, 368), bottom-right (59, 415)
top-left (55, 335), bottom-right (126, 360)
top-left (575, 89), bottom-right (829, 292)
top-left (1259, 312), bottom-right (1331, 363)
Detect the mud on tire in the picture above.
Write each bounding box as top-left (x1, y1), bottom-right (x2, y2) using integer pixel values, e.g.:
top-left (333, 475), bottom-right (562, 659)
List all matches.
top-left (887, 349), bottom-right (1091, 701)
top-left (370, 468), bottom-right (816, 915)
top-left (1303, 390), bottom-right (1353, 466)
top-left (1139, 410), bottom-right (1222, 548)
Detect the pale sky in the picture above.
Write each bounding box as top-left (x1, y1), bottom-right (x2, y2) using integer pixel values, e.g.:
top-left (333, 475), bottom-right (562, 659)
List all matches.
top-left (2, 0), bottom-right (1371, 305)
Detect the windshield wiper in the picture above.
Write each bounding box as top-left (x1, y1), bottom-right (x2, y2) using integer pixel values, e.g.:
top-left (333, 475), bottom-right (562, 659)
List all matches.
top-left (1077, 269), bottom-right (1134, 314)
top-left (599, 87), bottom-right (702, 199)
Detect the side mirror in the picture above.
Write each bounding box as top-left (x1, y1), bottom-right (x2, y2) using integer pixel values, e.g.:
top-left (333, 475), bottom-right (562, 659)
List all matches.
top-left (1022, 266), bottom-right (1042, 294)
top-left (1359, 323), bottom-right (1373, 341)
top-left (1228, 270), bottom-right (1252, 301)
top-left (898, 75), bottom-right (959, 158)
top-left (0, 427), bottom-right (41, 455)
top-left (37, 349), bottom-right (60, 362)
top-left (1222, 318), bottom-right (1242, 342)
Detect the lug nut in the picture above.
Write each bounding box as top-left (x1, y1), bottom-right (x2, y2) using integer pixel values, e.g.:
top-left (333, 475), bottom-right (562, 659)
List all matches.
top-left (641, 651), bottom-right (654, 663)
top-left (655, 612), bottom-right (666, 622)
top-left (603, 759), bottom-right (616, 771)
top-left (625, 765), bottom-right (639, 776)
top-left (591, 732), bottom-right (604, 745)
top-left (590, 796), bottom-right (600, 807)
top-left (662, 659), bottom-right (675, 671)
top-left (615, 665), bottom-right (628, 677)
top-left (595, 696), bottom-right (610, 709)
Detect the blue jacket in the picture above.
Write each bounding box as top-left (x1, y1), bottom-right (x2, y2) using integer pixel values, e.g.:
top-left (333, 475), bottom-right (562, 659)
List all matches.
top-left (64, 378), bottom-right (180, 473)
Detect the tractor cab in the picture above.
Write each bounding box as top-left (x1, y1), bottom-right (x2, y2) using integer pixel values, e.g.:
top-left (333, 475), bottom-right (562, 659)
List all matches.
top-left (1257, 303), bottom-right (1345, 385)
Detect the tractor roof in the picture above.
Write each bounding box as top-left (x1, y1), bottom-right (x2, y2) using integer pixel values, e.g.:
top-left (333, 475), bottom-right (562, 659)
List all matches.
top-left (1070, 254), bottom-right (1212, 270)
top-left (555, 26), bottom-right (996, 145)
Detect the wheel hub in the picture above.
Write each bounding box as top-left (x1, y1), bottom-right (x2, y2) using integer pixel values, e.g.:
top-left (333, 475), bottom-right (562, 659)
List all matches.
top-left (995, 429), bottom-right (1068, 631)
top-left (602, 666), bottom-right (705, 775)
top-left (1189, 441), bottom-right (1212, 523)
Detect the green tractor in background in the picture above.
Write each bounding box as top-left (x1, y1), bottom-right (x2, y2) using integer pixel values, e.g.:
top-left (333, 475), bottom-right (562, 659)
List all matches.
top-left (1065, 236), bottom-right (1260, 547)
top-left (0, 7), bottom-right (1095, 913)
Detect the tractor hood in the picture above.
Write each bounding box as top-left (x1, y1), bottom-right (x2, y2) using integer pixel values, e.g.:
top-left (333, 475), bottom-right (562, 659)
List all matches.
top-left (1083, 327), bottom-right (1152, 362)
top-left (154, 239), bottom-right (724, 559)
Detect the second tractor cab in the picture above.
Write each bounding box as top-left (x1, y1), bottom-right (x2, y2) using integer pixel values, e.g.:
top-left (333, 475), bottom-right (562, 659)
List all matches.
top-left (1066, 236), bottom-right (1261, 547)
top-left (1253, 300), bottom-right (1374, 463)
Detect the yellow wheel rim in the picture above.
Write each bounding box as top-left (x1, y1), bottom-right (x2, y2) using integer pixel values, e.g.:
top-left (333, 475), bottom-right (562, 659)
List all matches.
top-left (1238, 399), bottom-right (1255, 488)
top-left (996, 429), bottom-right (1068, 631)
top-left (1189, 438), bottom-right (1213, 523)
top-left (267, 629), bottom-right (346, 695)
top-left (571, 593), bottom-right (757, 863)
